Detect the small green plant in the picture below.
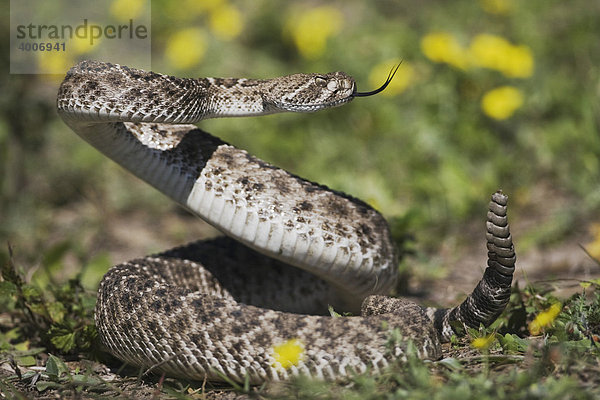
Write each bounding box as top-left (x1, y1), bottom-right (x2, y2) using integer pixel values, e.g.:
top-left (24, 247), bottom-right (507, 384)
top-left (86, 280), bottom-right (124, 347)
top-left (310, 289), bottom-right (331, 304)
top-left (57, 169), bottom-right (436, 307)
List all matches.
top-left (1, 245), bottom-right (98, 356)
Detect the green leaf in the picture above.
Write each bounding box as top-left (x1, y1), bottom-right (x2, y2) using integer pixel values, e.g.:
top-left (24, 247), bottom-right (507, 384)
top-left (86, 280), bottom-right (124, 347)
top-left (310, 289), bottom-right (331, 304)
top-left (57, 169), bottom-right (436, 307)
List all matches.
top-left (449, 320), bottom-right (466, 336)
top-left (46, 302), bottom-right (66, 324)
top-left (36, 381), bottom-right (62, 392)
top-left (21, 284), bottom-right (43, 303)
top-left (45, 354), bottom-right (69, 380)
top-left (71, 374), bottom-right (103, 387)
top-left (328, 305), bottom-right (342, 318)
top-left (0, 281), bottom-right (17, 297)
top-left (498, 333), bottom-right (530, 353)
top-left (0, 327), bottom-right (21, 342)
top-left (49, 329), bottom-right (76, 353)
top-left (15, 355), bottom-right (37, 367)
top-left (438, 357), bottom-right (463, 371)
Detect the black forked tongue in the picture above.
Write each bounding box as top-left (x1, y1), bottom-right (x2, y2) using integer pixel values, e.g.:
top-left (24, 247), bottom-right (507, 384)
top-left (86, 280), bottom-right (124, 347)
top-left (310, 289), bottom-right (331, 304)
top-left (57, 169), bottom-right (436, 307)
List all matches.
top-left (353, 62), bottom-right (402, 97)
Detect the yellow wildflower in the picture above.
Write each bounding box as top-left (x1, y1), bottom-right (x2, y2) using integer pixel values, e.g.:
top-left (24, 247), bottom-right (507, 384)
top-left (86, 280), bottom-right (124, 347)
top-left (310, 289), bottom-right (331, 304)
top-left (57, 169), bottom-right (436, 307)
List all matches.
top-left (110, 0), bottom-right (146, 22)
top-left (421, 32), bottom-right (469, 70)
top-left (37, 51), bottom-right (73, 79)
top-left (165, 28), bottom-right (207, 70)
top-left (470, 34), bottom-right (510, 69)
top-left (529, 303), bottom-right (562, 336)
top-left (368, 59), bottom-right (414, 97)
top-left (70, 34), bottom-right (101, 54)
top-left (272, 338), bottom-right (304, 369)
top-left (471, 334), bottom-right (496, 350)
top-left (285, 6), bottom-right (343, 60)
top-left (584, 223), bottom-right (600, 260)
top-left (210, 3), bottom-right (244, 40)
top-left (502, 44), bottom-right (534, 78)
top-left (479, 0), bottom-right (514, 15)
top-left (469, 34), bottom-right (533, 78)
top-left (481, 86), bottom-right (524, 120)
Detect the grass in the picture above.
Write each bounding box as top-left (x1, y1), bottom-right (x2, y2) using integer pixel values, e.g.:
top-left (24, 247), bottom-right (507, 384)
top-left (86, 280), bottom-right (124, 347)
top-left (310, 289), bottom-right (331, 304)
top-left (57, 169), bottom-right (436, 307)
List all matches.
top-left (1, 0), bottom-right (600, 398)
top-left (1, 245), bottom-right (599, 398)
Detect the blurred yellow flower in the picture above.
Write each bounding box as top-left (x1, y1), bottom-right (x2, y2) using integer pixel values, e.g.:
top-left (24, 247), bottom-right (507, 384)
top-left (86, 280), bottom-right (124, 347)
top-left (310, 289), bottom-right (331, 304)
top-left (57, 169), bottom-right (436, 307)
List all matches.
top-left (285, 6), bottom-right (343, 60)
top-left (368, 59), bottom-right (414, 97)
top-left (470, 34), bottom-right (533, 78)
top-left (210, 3), bottom-right (244, 40)
top-left (470, 34), bottom-right (509, 69)
top-left (481, 86), bottom-right (524, 120)
top-left (479, 0), bottom-right (514, 15)
top-left (529, 303), bottom-right (562, 336)
top-left (37, 51), bottom-right (73, 81)
top-left (272, 338), bottom-right (304, 369)
top-left (110, 0), bottom-right (146, 23)
top-left (37, 33), bottom-right (100, 78)
top-left (421, 32), bottom-right (469, 70)
top-left (502, 45), bottom-right (534, 78)
top-left (165, 28), bottom-right (207, 70)
top-left (584, 223), bottom-right (600, 260)
top-left (471, 334), bottom-right (495, 349)
top-left (71, 35), bottom-right (101, 54)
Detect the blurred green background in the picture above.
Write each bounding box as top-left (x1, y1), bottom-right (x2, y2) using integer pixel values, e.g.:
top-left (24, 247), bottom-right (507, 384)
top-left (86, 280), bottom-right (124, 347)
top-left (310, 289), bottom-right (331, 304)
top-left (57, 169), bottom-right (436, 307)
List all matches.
top-left (1, 0), bottom-right (599, 288)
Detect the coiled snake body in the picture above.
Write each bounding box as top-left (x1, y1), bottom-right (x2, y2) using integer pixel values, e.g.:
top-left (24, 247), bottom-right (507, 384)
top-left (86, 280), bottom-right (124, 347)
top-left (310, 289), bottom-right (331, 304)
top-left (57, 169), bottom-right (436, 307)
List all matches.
top-left (57, 61), bottom-right (516, 383)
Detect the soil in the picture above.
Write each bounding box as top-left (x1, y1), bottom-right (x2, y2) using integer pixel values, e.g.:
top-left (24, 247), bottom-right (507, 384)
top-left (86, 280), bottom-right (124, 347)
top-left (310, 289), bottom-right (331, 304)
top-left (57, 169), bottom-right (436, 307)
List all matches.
top-left (3, 186), bottom-right (598, 399)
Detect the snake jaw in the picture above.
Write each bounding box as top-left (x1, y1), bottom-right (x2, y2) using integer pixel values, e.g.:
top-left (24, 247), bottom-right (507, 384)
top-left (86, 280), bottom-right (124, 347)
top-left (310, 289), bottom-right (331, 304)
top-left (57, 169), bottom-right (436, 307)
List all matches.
top-left (268, 95), bottom-right (355, 113)
top-left (263, 71), bottom-right (356, 113)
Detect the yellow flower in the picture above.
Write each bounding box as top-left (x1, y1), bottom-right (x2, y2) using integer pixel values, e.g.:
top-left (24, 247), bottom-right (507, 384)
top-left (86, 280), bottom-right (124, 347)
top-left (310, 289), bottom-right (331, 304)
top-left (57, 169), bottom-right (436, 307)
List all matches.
top-left (469, 34), bottom-right (510, 69)
top-left (481, 86), bottom-right (524, 120)
top-left (502, 45), bottom-right (534, 78)
top-left (469, 34), bottom-right (533, 78)
top-left (71, 34), bottom-right (101, 54)
top-left (479, 0), bottom-right (514, 15)
top-left (367, 59), bottom-right (414, 97)
top-left (584, 223), bottom-right (600, 260)
top-left (421, 32), bottom-right (469, 70)
top-left (210, 3), bottom-right (244, 40)
top-left (272, 338), bottom-right (304, 369)
top-left (529, 303), bottom-right (562, 335)
top-left (285, 6), bottom-right (343, 60)
top-left (471, 334), bottom-right (495, 349)
top-left (37, 51), bottom-right (73, 79)
top-left (110, 0), bottom-right (146, 23)
top-left (165, 28), bottom-right (207, 70)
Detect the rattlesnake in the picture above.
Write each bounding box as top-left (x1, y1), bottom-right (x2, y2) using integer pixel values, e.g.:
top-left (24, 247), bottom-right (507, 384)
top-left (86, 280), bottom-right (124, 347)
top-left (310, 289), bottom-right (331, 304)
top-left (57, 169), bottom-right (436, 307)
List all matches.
top-left (56, 60), bottom-right (516, 383)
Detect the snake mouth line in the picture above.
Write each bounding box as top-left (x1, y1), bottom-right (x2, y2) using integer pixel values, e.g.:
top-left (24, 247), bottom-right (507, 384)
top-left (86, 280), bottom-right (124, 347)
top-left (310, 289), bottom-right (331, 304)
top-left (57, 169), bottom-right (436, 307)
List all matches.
top-left (272, 96), bottom-right (355, 113)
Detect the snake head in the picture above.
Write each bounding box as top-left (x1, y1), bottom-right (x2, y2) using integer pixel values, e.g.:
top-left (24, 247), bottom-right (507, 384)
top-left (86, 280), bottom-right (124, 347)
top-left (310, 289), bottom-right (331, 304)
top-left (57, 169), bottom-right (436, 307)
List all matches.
top-left (263, 72), bottom-right (356, 113)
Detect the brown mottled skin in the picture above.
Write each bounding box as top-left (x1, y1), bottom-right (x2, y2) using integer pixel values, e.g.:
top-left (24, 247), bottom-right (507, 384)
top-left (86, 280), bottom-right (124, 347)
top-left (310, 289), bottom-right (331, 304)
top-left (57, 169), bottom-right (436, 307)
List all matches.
top-left (57, 61), bottom-right (516, 383)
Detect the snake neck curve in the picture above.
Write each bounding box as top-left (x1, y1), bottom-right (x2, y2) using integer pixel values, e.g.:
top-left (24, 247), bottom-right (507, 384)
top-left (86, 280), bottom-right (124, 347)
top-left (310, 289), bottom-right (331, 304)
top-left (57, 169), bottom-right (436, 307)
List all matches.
top-left (56, 61), bottom-right (398, 310)
top-left (56, 60), bottom-right (357, 123)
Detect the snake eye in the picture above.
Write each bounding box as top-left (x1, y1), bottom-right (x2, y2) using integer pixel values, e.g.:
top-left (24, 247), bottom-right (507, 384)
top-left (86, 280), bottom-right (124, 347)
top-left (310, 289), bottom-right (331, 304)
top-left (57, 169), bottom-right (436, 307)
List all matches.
top-left (326, 80), bottom-right (339, 91)
top-left (315, 76), bottom-right (327, 87)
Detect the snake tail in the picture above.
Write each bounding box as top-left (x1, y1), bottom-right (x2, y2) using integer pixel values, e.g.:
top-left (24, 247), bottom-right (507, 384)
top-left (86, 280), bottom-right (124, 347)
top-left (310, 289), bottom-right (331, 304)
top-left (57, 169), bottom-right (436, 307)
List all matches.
top-left (427, 191), bottom-right (516, 341)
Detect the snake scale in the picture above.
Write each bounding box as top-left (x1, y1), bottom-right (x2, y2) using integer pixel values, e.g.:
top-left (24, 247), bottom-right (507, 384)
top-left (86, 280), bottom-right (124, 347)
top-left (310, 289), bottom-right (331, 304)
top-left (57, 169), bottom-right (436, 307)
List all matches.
top-left (56, 60), bottom-right (516, 383)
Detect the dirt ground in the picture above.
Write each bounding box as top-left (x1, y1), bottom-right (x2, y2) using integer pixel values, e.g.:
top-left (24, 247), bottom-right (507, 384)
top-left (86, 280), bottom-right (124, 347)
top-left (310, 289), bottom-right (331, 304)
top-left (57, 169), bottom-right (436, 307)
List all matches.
top-left (3, 186), bottom-right (598, 399)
